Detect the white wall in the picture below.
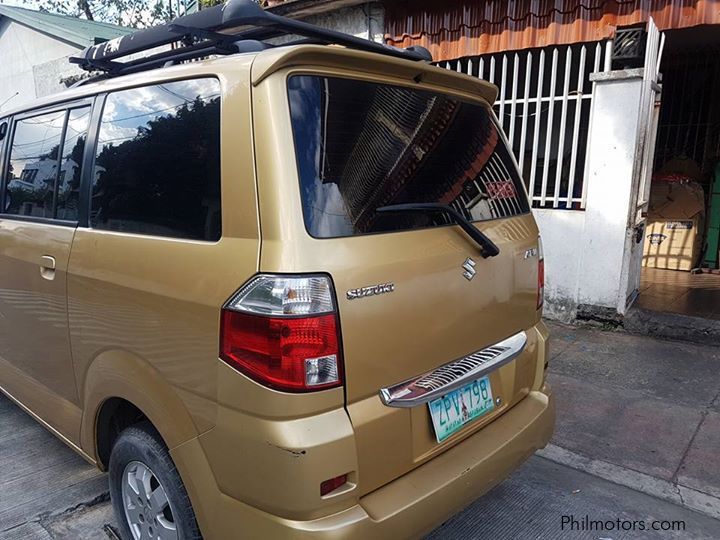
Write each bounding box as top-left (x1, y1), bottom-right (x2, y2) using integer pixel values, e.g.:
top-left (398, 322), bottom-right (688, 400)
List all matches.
top-left (0, 20), bottom-right (83, 114)
top-left (578, 72), bottom-right (644, 313)
top-left (534, 209), bottom-right (587, 321)
top-left (304, 3), bottom-right (383, 42)
top-left (268, 2), bottom-right (383, 45)
top-left (534, 71), bottom-right (647, 320)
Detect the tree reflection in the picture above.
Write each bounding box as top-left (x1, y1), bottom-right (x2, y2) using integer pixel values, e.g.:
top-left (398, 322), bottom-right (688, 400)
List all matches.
top-left (92, 95), bottom-right (221, 240)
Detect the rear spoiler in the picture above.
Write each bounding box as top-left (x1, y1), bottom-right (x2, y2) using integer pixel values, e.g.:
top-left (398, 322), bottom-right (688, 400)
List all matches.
top-left (250, 45), bottom-right (499, 105)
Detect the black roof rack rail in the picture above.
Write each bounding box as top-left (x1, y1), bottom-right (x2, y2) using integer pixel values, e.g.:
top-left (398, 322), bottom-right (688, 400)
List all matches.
top-left (69, 0), bottom-right (432, 78)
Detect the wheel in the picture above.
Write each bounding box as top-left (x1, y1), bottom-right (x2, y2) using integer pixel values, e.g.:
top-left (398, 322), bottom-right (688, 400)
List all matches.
top-left (109, 422), bottom-right (201, 540)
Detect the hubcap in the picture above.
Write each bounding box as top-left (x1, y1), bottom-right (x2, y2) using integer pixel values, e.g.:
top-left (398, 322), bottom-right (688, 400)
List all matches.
top-left (121, 461), bottom-right (178, 540)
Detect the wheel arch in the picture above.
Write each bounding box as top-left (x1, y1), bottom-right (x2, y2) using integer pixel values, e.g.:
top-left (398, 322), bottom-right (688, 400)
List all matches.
top-left (80, 349), bottom-right (200, 470)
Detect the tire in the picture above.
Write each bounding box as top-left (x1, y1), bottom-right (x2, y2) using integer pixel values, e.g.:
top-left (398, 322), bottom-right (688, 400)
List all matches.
top-left (109, 422), bottom-right (201, 540)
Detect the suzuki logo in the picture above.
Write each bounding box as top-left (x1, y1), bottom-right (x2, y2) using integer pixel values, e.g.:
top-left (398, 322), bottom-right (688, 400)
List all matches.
top-left (462, 257), bottom-right (476, 281)
top-left (346, 282), bottom-right (395, 300)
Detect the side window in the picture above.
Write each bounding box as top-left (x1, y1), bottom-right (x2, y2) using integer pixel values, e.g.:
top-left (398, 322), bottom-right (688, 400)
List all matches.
top-left (5, 110), bottom-right (65, 218)
top-left (57, 107), bottom-right (91, 221)
top-left (91, 78), bottom-right (222, 241)
top-left (2, 106), bottom-right (91, 221)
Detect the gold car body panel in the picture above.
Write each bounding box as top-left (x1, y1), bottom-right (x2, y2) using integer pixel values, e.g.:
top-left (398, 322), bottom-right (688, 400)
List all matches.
top-left (0, 220), bottom-right (81, 441)
top-left (67, 60), bottom-right (261, 456)
top-left (0, 45), bottom-right (554, 539)
top-left (252, 58), bottom-right (542, 496)
top-left (174, 384), bottom-right (554, 540)
top-left (0, 57), bottom-right (259, 458)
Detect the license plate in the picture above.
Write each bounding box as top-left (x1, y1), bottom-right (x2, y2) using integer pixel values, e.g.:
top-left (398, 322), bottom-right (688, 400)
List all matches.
top-left (428, 376), bottom-right (494, 442)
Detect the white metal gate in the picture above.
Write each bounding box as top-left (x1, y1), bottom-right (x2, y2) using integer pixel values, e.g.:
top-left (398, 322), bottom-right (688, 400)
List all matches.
top-left (626, 17), bottom-right (665, 307)
top-left (443, 42), bottom-right (612, 210)
top-left (632, 18), bottom-right (665, 220)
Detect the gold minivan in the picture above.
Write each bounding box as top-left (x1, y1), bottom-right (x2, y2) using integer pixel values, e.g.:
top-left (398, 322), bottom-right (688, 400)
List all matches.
top-left (0, 1), bottom-right (554, 538)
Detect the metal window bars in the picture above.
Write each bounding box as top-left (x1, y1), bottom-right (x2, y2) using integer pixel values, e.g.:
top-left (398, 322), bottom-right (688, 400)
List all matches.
top-left (447, 152), bottom-right (527, 221)
top-left (442, 42), bottom-right (612, 210)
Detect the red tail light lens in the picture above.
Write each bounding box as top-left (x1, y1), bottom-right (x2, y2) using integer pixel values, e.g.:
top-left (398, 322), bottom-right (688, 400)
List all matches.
top-left (220, 275), bottom-right (343, 392)
top-left (220, 311), bottom-right (341, 391)
top-left (320, 474), bottom-right (348, 496)
top-left (537, 236), bottom-right (545, 310)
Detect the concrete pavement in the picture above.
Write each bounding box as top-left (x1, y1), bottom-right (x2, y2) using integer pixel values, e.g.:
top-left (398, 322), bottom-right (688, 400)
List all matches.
top-left (0, 394), bottom-right (108, 540)
top-left (430, 456), bottom-right (720, 539)
top-left (544, 322), bottom-right (720, 519)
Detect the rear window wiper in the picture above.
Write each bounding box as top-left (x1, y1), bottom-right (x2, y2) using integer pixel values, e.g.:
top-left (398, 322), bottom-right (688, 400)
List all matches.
top-left (376, 203), bottom-right (500, 258)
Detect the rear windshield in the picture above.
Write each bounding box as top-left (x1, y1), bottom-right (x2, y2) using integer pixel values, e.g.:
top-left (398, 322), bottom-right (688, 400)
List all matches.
top-left (288, 75), bottom-right (529, 239)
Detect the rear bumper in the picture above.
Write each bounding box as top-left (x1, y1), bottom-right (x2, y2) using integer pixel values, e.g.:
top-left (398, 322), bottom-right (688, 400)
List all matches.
top-left (178, 384), bottom-right (554, 539)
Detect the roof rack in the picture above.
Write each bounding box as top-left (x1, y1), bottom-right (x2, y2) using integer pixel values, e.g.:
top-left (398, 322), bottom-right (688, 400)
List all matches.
top-left (69, 0), bottom-right (432, 78)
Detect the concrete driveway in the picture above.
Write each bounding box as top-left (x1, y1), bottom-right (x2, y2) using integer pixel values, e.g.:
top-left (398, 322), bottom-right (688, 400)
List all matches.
top-left (0, 394), bottom-right (112, 540)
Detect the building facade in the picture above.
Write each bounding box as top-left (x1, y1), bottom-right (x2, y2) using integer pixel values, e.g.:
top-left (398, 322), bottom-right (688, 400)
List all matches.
top-left (0, 6), bottom-right (130, 113)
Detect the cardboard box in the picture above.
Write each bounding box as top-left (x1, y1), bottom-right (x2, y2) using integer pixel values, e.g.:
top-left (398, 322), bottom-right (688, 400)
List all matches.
top-left (647, 181), bottom-right (705, 220)
top-left (642, 181), bottom-right (705, 271)
top-left (643, 218), bottom-right (702, 271)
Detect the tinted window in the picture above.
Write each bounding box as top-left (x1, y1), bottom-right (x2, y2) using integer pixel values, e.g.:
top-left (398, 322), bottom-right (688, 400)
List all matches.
top-left (5, 110), bottom-right (65, 218)
top-left (91, 78), bottom-right (221, 241)
top-left (288, 76), bottom-right (529, 239)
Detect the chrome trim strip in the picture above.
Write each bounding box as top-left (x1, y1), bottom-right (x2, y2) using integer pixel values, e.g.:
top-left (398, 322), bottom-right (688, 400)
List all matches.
top-left (379, 331), bottom-right (527, 408)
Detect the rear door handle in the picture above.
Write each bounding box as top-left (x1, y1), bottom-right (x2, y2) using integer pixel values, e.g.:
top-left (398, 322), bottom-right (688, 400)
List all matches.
top-left (40, 255), bottom-right (56, 280)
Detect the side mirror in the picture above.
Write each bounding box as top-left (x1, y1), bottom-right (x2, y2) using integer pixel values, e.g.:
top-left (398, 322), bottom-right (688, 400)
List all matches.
top-left (0, 122), bottom-right (6, 141)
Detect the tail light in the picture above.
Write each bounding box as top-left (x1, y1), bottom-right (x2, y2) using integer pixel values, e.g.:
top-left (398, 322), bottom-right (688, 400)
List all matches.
top-left (220, 274), bottom-right (343, 392)
top-left (537, 236), bottom-right (545, 310)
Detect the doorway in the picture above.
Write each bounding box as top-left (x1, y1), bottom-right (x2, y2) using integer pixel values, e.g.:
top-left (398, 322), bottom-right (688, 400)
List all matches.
top-left (637, 25), bottom-right (720, 318)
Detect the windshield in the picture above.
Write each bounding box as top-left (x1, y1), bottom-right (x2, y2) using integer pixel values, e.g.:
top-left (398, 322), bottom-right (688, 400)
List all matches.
top-left (288, 75), bottom-right (529, 239)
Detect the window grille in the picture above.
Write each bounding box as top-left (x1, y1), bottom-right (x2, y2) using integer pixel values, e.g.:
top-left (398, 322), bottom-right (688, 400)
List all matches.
top-left (442, 42), bottom-right (611, 210)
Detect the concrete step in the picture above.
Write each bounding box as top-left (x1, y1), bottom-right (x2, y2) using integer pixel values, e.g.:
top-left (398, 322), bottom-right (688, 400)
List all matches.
top-left (624, 307), bottom-right (720, 346)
